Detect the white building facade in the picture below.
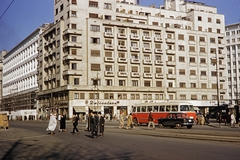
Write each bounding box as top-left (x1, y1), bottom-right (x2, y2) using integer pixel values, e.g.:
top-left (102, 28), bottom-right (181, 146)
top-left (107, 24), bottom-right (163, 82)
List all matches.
top-left (37, 0), bottom-right (228, 119)
top-left (2, 25), bottom-right (49, 120)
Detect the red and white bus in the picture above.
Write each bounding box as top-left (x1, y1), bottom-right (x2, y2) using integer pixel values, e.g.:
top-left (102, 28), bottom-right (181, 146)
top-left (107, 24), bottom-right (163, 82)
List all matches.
top-left (131, 102), bottom-right (196, 125)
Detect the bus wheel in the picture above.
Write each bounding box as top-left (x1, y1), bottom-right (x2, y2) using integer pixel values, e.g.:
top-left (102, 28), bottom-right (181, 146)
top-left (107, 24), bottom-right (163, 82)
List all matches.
top-left (133, 118), bottom-right (138, 126)
top-left (158, 123), bottom-right (164, 128)
top-left (175, 123), bottom-right (181, 129)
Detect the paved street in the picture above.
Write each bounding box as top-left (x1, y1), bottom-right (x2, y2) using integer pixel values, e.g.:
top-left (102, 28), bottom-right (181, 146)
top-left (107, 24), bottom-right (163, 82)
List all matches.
top-left (0, 120), bottom-right (239, 160)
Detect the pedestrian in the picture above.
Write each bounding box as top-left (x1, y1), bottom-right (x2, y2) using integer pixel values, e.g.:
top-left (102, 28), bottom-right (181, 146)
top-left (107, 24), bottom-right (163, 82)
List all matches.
top-left (216, 112), bottom-right (222, 126)
top-left (46, 113), bottom-right (57, 135)
top-left (119, 111), bottom-right (125, 129)
top-left (148, 110), bottom-right (155, 129)
top-left (126, 113), bottom-right (135, 130)
top-left (90, 112), bottom-right (98, 138)
top-left (230, 113), bottom-right (236, 127)
top-left (98, 112), bottom-right (105, 136)
top-left (71, 114), bottom-right (80, 134)
top-left (59, 114), bottom-right (66, 132)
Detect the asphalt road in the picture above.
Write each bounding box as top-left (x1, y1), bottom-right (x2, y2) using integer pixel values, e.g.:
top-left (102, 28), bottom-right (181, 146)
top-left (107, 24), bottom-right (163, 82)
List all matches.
top-left (0, 120), bottom-right (239, 160)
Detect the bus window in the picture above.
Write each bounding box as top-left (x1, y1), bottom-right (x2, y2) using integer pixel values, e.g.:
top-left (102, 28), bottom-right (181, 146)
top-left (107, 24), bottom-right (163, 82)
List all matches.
top-left (166, 105), bottom-right (171, 111)
top-left (180, 105), bottom-right (189, 111)
top-left (147, 106), bottom-right (152, 112)
top-left (160, 106), bottom-right (165, 111)
top-left (137, 107), bottom-right (141, 112)
top-left (132, 107), bottom-right (136, 112)
top-left (142, 106), bottom-right (146, 112)
top-left (172, 105), bottom-right (178, 111)
top-left (153, 106), bottom-right (158, 112)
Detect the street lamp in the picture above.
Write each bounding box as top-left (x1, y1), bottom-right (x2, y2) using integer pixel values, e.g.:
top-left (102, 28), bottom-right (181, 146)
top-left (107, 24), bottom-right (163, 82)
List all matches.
top-left (211, 57), bottom-right (220, 113)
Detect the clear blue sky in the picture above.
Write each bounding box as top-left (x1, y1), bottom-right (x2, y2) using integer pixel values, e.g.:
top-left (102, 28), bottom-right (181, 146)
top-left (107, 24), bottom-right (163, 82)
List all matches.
top-left (0, 0), bottom-right (239, 52)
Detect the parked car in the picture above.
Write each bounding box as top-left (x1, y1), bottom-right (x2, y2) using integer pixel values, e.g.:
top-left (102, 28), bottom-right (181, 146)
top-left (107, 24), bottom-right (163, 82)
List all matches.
top-left (158, 112), bottom-right (194, 129)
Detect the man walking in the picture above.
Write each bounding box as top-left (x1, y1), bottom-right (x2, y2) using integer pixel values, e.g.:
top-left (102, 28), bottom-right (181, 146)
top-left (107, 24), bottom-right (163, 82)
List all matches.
top-left (71, 114), bottom-right (80, 134)
top-left (148, 110), bottom-right (155, 129)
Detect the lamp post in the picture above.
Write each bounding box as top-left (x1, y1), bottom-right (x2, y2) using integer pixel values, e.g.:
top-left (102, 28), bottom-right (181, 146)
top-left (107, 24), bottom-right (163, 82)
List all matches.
top-left (211, 57), bottom-right (220, 112)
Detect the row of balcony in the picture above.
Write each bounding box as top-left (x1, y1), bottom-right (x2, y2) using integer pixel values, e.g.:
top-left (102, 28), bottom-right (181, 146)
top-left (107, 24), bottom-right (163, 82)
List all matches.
top-left (104, 57), bottom-right (166, 65)
top-left (104, 71), bottom-right (227, 81)
top-left (104, 32), bottom-right (163, 42)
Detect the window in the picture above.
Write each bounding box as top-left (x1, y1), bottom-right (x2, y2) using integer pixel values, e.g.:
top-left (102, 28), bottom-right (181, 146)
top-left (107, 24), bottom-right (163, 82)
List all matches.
top-left (189, 35), bottom-right (195, 41)
top-left (90, 25), bottom-right (100, 32)
top-left (72, 0), bottom-right (77, 4)
top-left (168, 82), bottom-right (173, 87)
top-left (208, 17), bottom-right (212, 22)
top-left (208, 28), bottom-right (212, 32)
top-left (201, 71), bottom-right (206, 76)
top-left (74, 93), bottom-right (79, 99)
top-left (119, 80), bottom-right (125, 86)
top-left (202, 95), bottom-right (207, 100)
top-left (178, 45), bottom-right (185, 51)
top-left (104, 93), bottom-right (114, 99)
top-left (189, 46), bottom-right (195, 52)
top-left (156, 81), bottom-right (162, 87)
top-left (89, 13), bottom-right (98, 18)
top-left (180, 83), bottom-right (186, 88)
top-left (89, 1), bottom-right (98, 7)
top-left (200, 47), bottom-right (205, 52)
top-left (179, 56), bottom-right (185, 62)
top-left (71, 36), bottom-right (77, 42)
top-left (132, 80), bottom-right (138, 86)
top-left (178, 34), bottom-right (184, 40)
top-left (180, 95), bottom-right (186, 100)
top-left (91, 50), bottom-right (100, 57)
top-left (198, 26), bottom-right (202, 31)
top-left (106, 79), bottom-right (112, 86)
top-left (216, 19), bottom-right (221, 24)
top-left (71, 49), bottom-right (77, 55)
top-left (198, 16), bottom-right (202, 21)
top-left (74, 78), bottom-right (79, 85)
top-left (144, 81), bottom-right (151, 87)
top-left (190, 70), bottom-right (196, 75)
top-left (104, 3), bottom-right (111, 9)
top-left (179, 69), bottom-right (185, 75)
top-left (72, 63), bottom-right (77, 70)
top-left (91, 64), bottom-right (101, 71)
top-left (199, 37), bottom-right (205, 42)
top-left (201, 83), bottom-right (207, 89)
top-left (91, 37), bottom-right (100, 44)
top-left (190, 57), bottom-right (195, 63)
top-left (71, 24), bottom-right (77, 29)
top-left (200, 58), bottom-right (206, 63)
top-left (190, 83), bottom-right (196, 88)
top-left (71, 11), bottom-right (77, 17)
top-left (210, 38), bottom-right (215, 43)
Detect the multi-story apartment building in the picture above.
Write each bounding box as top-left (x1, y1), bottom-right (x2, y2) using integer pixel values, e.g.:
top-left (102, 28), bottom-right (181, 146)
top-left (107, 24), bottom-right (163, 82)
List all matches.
top-left (38, 0), bottom-right (228, 119)
top-left (226, 23), bottom-right (240, 106)
top-left (2, 24), bottom-right (49, 120)
top-left (0, 50), bottom-right (5, 111)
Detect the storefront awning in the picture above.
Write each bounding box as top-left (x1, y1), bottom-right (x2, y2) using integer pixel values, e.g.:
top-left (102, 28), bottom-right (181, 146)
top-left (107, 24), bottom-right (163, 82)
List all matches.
top-left (89, 106), bottom-right (101, 111)
top-left (73, 106), bottom-right (87, 113)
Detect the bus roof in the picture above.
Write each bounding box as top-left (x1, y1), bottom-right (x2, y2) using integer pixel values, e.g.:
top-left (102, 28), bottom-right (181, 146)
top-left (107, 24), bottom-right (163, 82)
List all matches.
top-left (132, 101), bottom-right (193, 107)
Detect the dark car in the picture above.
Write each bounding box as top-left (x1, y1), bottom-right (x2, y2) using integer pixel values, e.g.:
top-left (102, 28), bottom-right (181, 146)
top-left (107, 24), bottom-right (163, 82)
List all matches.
top-left (158, 112), bottom-right (194, 129)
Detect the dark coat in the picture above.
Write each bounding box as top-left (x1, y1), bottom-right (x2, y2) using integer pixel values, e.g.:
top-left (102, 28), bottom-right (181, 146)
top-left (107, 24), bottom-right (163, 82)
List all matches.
top-left (73, 116), bottom-right (79, 126)
top-left (99, 116), bottom-right (105, 133)
top-left (60, 115), bottom-right (66, 129)
top-left (148, 112), bottom-right (154, 121)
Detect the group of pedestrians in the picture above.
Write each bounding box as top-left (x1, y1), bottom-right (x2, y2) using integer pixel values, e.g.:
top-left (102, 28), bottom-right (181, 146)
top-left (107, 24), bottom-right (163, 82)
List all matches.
top-left (89, 112), bottom-right (105, 138)
top-left (118, 111), bottom-right (135, 130)
top-left (46, 112), bottom-right (105, 138)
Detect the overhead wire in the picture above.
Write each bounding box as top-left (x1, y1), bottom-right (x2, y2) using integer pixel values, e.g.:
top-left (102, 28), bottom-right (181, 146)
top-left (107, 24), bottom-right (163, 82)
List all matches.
top-left (0, 0), bottom-right (15, 19)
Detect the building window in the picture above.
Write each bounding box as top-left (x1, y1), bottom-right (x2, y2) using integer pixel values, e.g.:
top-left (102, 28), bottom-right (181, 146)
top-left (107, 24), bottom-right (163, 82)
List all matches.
top-left (119, 80), bottom-right (125, 86)
top-left (198, 16), bottom-right (202, 21)
top-left (190, 83), bottom-right (196, 88)
top-left (132, 80), bottom-right (138, 86)
top-left (71, 36), bottom-right (77, 42)
top-left (90, 25), bottom-right (100, 32)
top-left (89, 13), bottom-right (98, 18)
top-left (91, 64), bottom-right (101, 71)
top-left (180, 83), bottom-right (186, 88)
top-left (80, 93), bottom-right (85, 99)
top-left (178, 34), bottom-right (184, 40)
top-left (189, 35), bottom-right (195, 41)
top-left (106, 79), bottom-right (112, 86)
top-left (91, 50), bottom-right (100, 57)
top-left (104, 93), bottom-right (114, 99)
top-left (156, 81), bottom-right (162, 87)
top-left (144, 81), bottom-right (151, 87)
top-left (199, 37), bottom-right (205, 42)
top-left (89, 1), bottom-right (98, 7)
top-left (208, 17), bottom-right (212, 22)
top-left (74, 78), bottom-right (79, 85)
top-left (200, 58), bottom-right (206, 63)
top-left (91, 37), bottom-right (100, 44)
top-left (179, 69), bottom-right (185, 75)
top-left (104, 3), bottom-right (112, 9)
top-left (210, 38), bottom-right (215, 43)
top-left (180, 95), bottom-right (186, 100)
top-left (74, 93), bottom-right (79, 99)
top-left (201, 71), bottom-right (206, 76)
top-left (202, 95), bottom-right (207, 100)
top-left (71, 11), bottom-right (77, 17)
top-left (72, 0), bottom-right (77, 4)
top-left (72, 63), bottom-right (77, 70)
top-left (200, 47), bottom-right (205, 53)
top-left (190, 70), bottom-right (196, 75)
top-left (190, 57), bottom-right (195, 63)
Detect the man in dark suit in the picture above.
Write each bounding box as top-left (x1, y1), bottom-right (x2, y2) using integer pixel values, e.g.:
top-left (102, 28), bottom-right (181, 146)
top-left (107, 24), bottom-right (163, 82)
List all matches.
top-left (98, 112), bottom-right (105, 136)
top-left (71, 114), bottom-right (79, 134)
top-left (90, 112), bottom-right (99, 138)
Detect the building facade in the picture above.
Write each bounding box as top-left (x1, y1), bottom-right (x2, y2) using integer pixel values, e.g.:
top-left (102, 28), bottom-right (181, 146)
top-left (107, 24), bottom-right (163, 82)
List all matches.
top-left (2, 25), bottom-right (49, 120)
top-left (37, 0), bottom-right (228, 119)
top-left (225, 23), bottom-right (240, 106)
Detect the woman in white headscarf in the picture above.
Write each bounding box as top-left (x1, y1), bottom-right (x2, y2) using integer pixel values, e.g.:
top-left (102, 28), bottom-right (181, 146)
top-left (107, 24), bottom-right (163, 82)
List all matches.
top-left (46, 113), bottom-right (57, 135)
